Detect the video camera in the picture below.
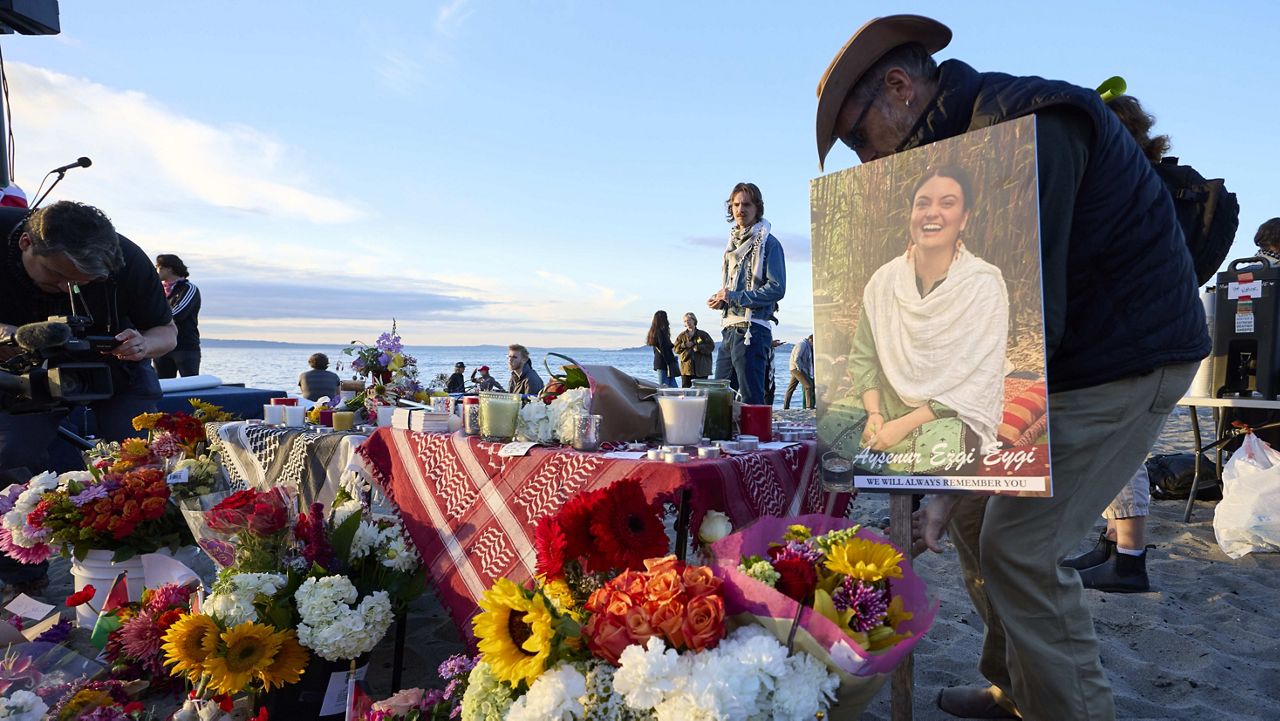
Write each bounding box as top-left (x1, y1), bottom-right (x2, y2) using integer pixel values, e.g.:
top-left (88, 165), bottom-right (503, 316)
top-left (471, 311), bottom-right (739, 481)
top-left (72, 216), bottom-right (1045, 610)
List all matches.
top-left (0, 316), bottom-right (114, 413)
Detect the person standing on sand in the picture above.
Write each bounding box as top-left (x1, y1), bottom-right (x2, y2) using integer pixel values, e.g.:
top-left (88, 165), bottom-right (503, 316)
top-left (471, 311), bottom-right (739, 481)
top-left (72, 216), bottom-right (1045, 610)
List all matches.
top-left (673, 312), bottom-right (715, 387)
top-left (816, 15), bottom-right (1205, 720)
top-left (154, 254), bottom-right (202, 378)
top-left (708, 182), bottom-right (786, 406)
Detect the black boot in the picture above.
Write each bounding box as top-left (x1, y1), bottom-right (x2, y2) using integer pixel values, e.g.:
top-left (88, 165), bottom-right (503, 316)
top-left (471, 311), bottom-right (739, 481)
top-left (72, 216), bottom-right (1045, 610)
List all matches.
top-left (1061, 531), bottom-right (1114, 571)
top-left (1079, 549), bottom-right (1150, 593)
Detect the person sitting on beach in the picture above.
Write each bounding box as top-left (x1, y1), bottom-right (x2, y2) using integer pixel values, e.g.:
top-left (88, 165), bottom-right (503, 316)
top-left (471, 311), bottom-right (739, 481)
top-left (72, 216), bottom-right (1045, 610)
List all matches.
top-left (506, 344), bottom-right (544, 396)
top-left (816, 16), bottom-right (1204, 719)
top-left (445, 362), bottom-right (466, 393)
top-left (471, 365), bottom-right (503, 392)
top-left (673, 312), bottom-right (715, 387)
top-left (299, 352), bottom-right (341, 402)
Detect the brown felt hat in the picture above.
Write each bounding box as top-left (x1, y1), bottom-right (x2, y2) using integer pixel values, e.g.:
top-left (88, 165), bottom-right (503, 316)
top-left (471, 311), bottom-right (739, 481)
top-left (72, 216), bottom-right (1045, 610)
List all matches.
top-left (815, 14), bottom-right (951, 171)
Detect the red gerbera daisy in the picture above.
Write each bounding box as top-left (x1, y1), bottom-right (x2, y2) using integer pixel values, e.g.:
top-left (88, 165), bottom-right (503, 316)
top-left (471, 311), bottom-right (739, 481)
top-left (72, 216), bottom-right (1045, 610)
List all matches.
top-left (533, 514), bottom-right (569, 580)
top-left (589, 478), bottom-right (668, 572)
top-left (558, 487), bottom-right (607, 571)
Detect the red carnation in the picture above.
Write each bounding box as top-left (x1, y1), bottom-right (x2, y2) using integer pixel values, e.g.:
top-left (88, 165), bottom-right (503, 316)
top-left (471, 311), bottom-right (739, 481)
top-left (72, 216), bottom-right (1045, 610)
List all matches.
top-left (66, 585), bottom-right (96, 607)
top-left (772, 557), bottom-right (819, 604)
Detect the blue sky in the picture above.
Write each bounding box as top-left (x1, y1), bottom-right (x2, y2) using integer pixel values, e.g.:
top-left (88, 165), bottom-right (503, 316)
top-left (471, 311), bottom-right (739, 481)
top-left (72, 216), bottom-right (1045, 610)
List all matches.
top-left (2, 2), bottom-right (1276, 348)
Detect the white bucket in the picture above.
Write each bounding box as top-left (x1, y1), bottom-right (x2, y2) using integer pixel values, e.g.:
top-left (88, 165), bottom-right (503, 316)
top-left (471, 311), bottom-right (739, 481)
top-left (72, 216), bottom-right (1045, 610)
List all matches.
top-left (68, 549), bottom-right (146, 627)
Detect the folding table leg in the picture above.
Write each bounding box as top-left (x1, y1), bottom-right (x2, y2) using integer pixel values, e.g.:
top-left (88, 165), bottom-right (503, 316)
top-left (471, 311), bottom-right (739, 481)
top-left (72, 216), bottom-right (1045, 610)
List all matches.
top-left (1183, 406), bottom-right (1203, 522)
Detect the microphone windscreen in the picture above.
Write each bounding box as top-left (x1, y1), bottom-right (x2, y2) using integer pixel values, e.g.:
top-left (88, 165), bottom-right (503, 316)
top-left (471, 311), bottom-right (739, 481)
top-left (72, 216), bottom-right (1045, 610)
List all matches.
top-left (14, 321), bottom-right (73, 351)
top-left (78, 157), bottom-right (92, 168)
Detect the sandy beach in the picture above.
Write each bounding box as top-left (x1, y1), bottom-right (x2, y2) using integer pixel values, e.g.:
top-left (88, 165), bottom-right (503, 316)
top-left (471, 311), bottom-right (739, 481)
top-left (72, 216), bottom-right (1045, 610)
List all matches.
top-left (26, 407), bottom-right (1280, 719)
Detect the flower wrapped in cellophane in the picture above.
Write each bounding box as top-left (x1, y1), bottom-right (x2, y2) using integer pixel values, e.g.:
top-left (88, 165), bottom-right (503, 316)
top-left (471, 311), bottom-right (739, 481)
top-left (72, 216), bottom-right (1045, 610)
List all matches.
top-left (709, 513), bottom-right (937, 716)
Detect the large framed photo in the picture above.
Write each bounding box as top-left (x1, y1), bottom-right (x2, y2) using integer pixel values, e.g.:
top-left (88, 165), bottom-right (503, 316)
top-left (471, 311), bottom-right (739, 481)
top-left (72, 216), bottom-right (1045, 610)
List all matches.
top-left (811, 117), bottom-right (1051, 496)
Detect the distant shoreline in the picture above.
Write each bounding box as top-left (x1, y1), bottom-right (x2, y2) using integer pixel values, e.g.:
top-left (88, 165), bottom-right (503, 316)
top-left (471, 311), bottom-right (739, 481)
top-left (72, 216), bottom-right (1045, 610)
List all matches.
top-left (202, 339), bottom-right (794, 353)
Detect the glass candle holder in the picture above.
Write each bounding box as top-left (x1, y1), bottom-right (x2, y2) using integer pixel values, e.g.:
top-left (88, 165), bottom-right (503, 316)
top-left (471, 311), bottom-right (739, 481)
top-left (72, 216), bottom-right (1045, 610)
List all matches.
top-left (332, 411), bottom-right (355, 431)
top-left (739, 404), bottom-right (773, 442)
top-left (655, 387), bottom-right (708, 446)
top-left (479, 391), bottom-right (521, 442)
top-left (462, 397), bottom-right (481, 436)
top-left (570, 413), bottom-right (603, 452)
top-left (692, 379), bottom-right (734, 440)
top-left (821, 451), bottom-right (854, 493)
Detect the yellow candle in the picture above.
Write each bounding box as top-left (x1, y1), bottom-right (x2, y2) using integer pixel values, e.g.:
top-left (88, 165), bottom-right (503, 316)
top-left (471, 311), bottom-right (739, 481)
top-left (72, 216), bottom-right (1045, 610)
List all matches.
top-left (333, 411), bottom-right (355, 431)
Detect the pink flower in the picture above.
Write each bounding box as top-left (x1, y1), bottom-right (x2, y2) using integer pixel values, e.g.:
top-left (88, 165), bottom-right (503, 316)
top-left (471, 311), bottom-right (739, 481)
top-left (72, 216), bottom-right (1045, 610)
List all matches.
top-left (150, 431), bottom-right (184, 459)
top-left (0, 527), bottom-right (54, 564)
top-left (372, 688), bottom-right (426, 715)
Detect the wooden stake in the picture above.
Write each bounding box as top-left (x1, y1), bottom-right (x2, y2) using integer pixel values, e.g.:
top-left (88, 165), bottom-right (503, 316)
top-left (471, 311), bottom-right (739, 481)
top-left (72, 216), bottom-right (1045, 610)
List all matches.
top-left (889, 493), bottom-right (914, 721)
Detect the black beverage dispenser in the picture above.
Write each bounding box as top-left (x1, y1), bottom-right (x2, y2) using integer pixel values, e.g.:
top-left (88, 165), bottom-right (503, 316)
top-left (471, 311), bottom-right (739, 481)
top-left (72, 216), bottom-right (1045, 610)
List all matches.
top-left (1212, 258), bottom-right (1280, 398)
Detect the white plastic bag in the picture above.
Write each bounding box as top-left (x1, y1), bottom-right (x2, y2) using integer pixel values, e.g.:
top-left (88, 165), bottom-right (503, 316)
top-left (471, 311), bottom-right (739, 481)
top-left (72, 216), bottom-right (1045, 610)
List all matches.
top-left (1213, 433), bottom-right (1280, 558)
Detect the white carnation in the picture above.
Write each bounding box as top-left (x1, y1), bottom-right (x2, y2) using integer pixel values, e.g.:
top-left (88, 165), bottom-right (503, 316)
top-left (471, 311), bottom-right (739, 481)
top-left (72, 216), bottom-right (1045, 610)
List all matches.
top-left (331, 499), bottom-right (365, 526)
top-left (508, 662), bottom-right (587, 721)
top-left (551, 388), bottom-right (591, 442)
top-left (613, 637), bottom-right (682, 710)
top-left (771, 652), bottom-right (839, 720)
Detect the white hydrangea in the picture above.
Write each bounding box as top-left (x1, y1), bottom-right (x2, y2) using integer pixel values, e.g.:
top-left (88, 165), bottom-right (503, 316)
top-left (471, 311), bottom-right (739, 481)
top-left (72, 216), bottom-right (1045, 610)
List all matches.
top-left (205, 572), bottom-right (287, 625)
top-left (295, 575), bottom-right (393, 660)
top-left (507, 662), bottom-right (587, 721)
top-left (0, 689), bottom-right (47, 721)
top-left (460, 661), bottom-right (514, 721)
top-left (517, 399), bottom-right (561, 444)
top-left (552, 388), bottom-right (591, 442)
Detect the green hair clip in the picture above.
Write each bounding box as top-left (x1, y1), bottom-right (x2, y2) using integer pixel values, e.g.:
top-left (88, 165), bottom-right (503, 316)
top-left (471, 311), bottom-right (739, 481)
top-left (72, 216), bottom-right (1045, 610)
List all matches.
top-left (1096, 75), bottom-right (1127, 102)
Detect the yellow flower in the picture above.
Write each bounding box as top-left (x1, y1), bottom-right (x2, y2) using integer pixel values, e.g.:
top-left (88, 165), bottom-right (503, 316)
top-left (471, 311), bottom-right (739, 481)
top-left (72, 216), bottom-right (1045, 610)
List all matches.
top-left (190, 399), bottom-right (234, 421)
top-left (539, 579), bottom-right (578, 618)
top-left (202, 621), bottom-right (283, 695)
top-left (389, 353), bottom-right (406, 371)
top-left (119, 437), bottom-right (151, 461)
top-left (131, 412), bottom-right (164, 432)
top-left (58, 689), bottom-right (115, 719)
top-left (783, 524), bottom-right (812, 542)
top-left (813, 587), bottom-right (853, 631)
top-left (162, 612), bottom-right (220, 678)
top-left (825, 538), bottom-right (905, 583)
top-left (258, 629), bottom-right (309, 691)
top-left (885, 595), bottom-right (914, 630)
top-left (473, 578), bottom-right (555, 687)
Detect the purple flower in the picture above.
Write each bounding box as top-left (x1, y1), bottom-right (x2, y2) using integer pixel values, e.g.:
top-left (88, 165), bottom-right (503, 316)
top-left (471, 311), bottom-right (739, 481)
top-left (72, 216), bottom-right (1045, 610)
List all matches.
top-left (769, 539), bottom-right (823, 565)
top-left (33, 616), bottom-right (72, 644)
top-left (70, 484), bottom-right (110, 507)
top-left (438, 654), bottom-right (476, 680)
top-left (831, 578), bottom-right (890, 633)
top-left (423, 687), bottom-right (447, 706)
top-left (378, 352), bottom-right (392, 367)
top-left (376, 332), bottom-right (403, 354)
top-left (0, 486), bottom-right (19, 515)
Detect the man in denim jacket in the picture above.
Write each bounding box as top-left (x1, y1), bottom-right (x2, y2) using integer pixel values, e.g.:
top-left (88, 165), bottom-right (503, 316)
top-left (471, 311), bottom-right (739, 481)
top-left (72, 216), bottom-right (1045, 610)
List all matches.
top-left (707, 182), bottom-right (786, 406)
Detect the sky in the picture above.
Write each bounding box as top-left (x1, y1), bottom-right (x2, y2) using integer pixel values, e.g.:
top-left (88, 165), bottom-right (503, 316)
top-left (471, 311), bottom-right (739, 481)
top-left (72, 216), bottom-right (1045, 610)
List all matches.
top-left (1, 1), bottom-right (1276, 349)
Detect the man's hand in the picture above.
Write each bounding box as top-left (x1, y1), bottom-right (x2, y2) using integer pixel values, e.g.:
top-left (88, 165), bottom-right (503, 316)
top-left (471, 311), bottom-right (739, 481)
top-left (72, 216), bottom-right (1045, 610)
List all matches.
top-left (707, 288), bottom-right (728, 310)
top-left (110, 328), bottom-right (150, 362)
top-left (911, 494), bottom-right (961, 556)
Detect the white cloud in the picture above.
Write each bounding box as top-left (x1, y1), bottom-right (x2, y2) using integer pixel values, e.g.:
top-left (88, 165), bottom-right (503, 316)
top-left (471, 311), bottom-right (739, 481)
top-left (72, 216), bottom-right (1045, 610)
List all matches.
top-left (435, 0), bottom-right (477, 35)
top-left (7, 63), bottom-right (363, 224)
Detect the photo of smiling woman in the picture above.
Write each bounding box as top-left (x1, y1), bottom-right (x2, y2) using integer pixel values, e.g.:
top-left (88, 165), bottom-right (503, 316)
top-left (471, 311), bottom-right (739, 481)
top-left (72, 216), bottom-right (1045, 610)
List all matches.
top-left (824, 164), bottom-right (1009, 475)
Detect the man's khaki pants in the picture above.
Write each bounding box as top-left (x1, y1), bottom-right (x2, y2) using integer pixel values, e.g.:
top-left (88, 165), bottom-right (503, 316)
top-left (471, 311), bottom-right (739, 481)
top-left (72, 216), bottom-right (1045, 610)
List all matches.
top-left (947, 362), bottom-right (1196, 721)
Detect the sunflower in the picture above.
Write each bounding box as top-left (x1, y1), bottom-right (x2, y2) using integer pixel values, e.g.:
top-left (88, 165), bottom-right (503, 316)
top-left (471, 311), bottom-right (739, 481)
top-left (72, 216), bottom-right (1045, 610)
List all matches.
top-left (473, 578), bottom-right (556, 687)
top-left (202, 621), bottom-right (283, 695)
top-left (161, 612), bottom-right (220, 678)
top-left (824, 537), bottom-right (905, 583)
top-left (258, 629), bottom-right (309, 691)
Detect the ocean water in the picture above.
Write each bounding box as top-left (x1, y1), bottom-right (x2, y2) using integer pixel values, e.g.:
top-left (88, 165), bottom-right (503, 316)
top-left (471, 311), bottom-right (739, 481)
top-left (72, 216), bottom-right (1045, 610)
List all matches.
top-left (198, 344), bottom-right (801, 408)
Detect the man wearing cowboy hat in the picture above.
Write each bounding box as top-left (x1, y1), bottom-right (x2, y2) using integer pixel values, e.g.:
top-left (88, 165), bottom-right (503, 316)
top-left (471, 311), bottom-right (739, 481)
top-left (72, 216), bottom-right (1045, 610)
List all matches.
top-left (816, 15), bottom-right (1207, 721)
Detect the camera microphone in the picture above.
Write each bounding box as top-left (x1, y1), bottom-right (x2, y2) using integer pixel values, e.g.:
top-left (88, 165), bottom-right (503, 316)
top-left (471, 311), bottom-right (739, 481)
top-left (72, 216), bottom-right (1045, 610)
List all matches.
top-left (14, 321), bottom-right (73, 352)
top-left (50, 157), bottom-right (92, 174)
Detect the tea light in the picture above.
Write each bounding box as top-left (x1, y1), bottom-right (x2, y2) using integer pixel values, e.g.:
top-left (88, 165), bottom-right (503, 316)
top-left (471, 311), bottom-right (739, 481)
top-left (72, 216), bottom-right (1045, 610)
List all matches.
top-left (665, 451), bottom-right (690, 463)
top-left (284, 406), bottom-right (306, 427)
top-left (737, 435), bottom-right (759, 451)
top-left (716, 440), bottom-right (739, 452)
top-left (646, 448), bottom-right (664, 461)
top-left (332, 411), bottom-right (355, 431)
top-left (627, 442), bottom-right (648, 452)
top-left (263, 405), bottom-right (285, 425)
top-left (314, 426), bottom-right (335, 434)
top-left (697, 446), bottom-right (721, 459)
top-left (246, 418), bottom-right (263, 426)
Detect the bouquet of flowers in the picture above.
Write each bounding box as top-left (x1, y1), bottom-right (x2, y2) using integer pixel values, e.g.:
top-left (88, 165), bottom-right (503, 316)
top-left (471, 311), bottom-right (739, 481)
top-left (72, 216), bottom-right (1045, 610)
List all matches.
top-left (360, 654), bottom-right (475, 721)
top-left (0, 468), bottom-right (192, 563)
top-left (710, 513), bottom-right (938, 715)
top-left (129, 401), bottom-right (233, 500)
top-left (161, 609), bottom-right (309, 696)
top-left (343, 321), bottom-right (424, 410)
top-left (180, 488), bottom-right (295, 570)
top-left (102, 583), bottom-right (198, 688)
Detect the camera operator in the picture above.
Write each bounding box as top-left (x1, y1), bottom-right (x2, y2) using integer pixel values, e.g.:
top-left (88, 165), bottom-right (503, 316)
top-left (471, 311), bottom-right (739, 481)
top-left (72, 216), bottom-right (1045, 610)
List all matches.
top-left (0, 201), bottom-right (176, 467)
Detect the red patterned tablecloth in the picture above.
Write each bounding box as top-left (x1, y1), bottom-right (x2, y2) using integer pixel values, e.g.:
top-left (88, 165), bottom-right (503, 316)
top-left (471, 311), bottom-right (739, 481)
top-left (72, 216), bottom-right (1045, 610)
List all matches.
top-left (356, 429), bottom-right (851, 639)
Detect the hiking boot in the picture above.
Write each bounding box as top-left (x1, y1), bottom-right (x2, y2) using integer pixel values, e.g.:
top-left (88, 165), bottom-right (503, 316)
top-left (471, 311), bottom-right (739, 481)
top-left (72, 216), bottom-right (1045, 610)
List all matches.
top-left (1079, 549), bottom-right (1150, 593)
top-left (1061, 531), bottom-right (1114, 571)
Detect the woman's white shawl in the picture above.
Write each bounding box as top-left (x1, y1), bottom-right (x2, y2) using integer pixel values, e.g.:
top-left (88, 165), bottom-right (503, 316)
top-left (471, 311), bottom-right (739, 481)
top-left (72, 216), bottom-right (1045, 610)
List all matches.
top-left (862, 248), bottom-right (1009, 453)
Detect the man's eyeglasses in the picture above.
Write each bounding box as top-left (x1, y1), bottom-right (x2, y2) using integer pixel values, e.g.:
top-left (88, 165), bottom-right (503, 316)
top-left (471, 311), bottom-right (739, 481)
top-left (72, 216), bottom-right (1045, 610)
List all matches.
top-left (837, 81), bottom-right (882, 152)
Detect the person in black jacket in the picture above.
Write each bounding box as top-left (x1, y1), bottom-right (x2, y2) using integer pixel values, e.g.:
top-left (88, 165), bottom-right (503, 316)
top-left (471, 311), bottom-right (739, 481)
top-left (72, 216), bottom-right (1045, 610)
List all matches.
top-left (816, 15), bottom-right (1205, 721)
top-left (153, 254), bottom-right (201, 378)
top-left (646, 311), bottom-right (679, 388)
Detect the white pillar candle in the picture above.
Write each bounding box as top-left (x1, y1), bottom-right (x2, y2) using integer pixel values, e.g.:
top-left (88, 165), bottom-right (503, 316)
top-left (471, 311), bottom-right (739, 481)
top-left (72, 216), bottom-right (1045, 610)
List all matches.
top-left (284, 405), bottom-right (306, 427)
top-left (263, 405), bottom-right (285, 424)
top-left (657, 394), bottom-right (708, 446)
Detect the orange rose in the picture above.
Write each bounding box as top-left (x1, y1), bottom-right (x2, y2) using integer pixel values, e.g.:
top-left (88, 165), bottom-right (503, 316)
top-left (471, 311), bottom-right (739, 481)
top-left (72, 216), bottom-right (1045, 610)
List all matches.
top-left (624, 604), bottom-right (656, 644)
top-left (613, 570), bottom-right (648, 597)
top-left (681, 593), bottom-right (725, 651)
top-left (645, 568), bottom-right (683, 604)
top-left (681, 565), bottom-right (721, 598)
top-left (584, 615), bottom-right (634, 666)
top-left (649, 598), bottom-right (685, 648)
top-left (644, 555), bottom-right (681, 575)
